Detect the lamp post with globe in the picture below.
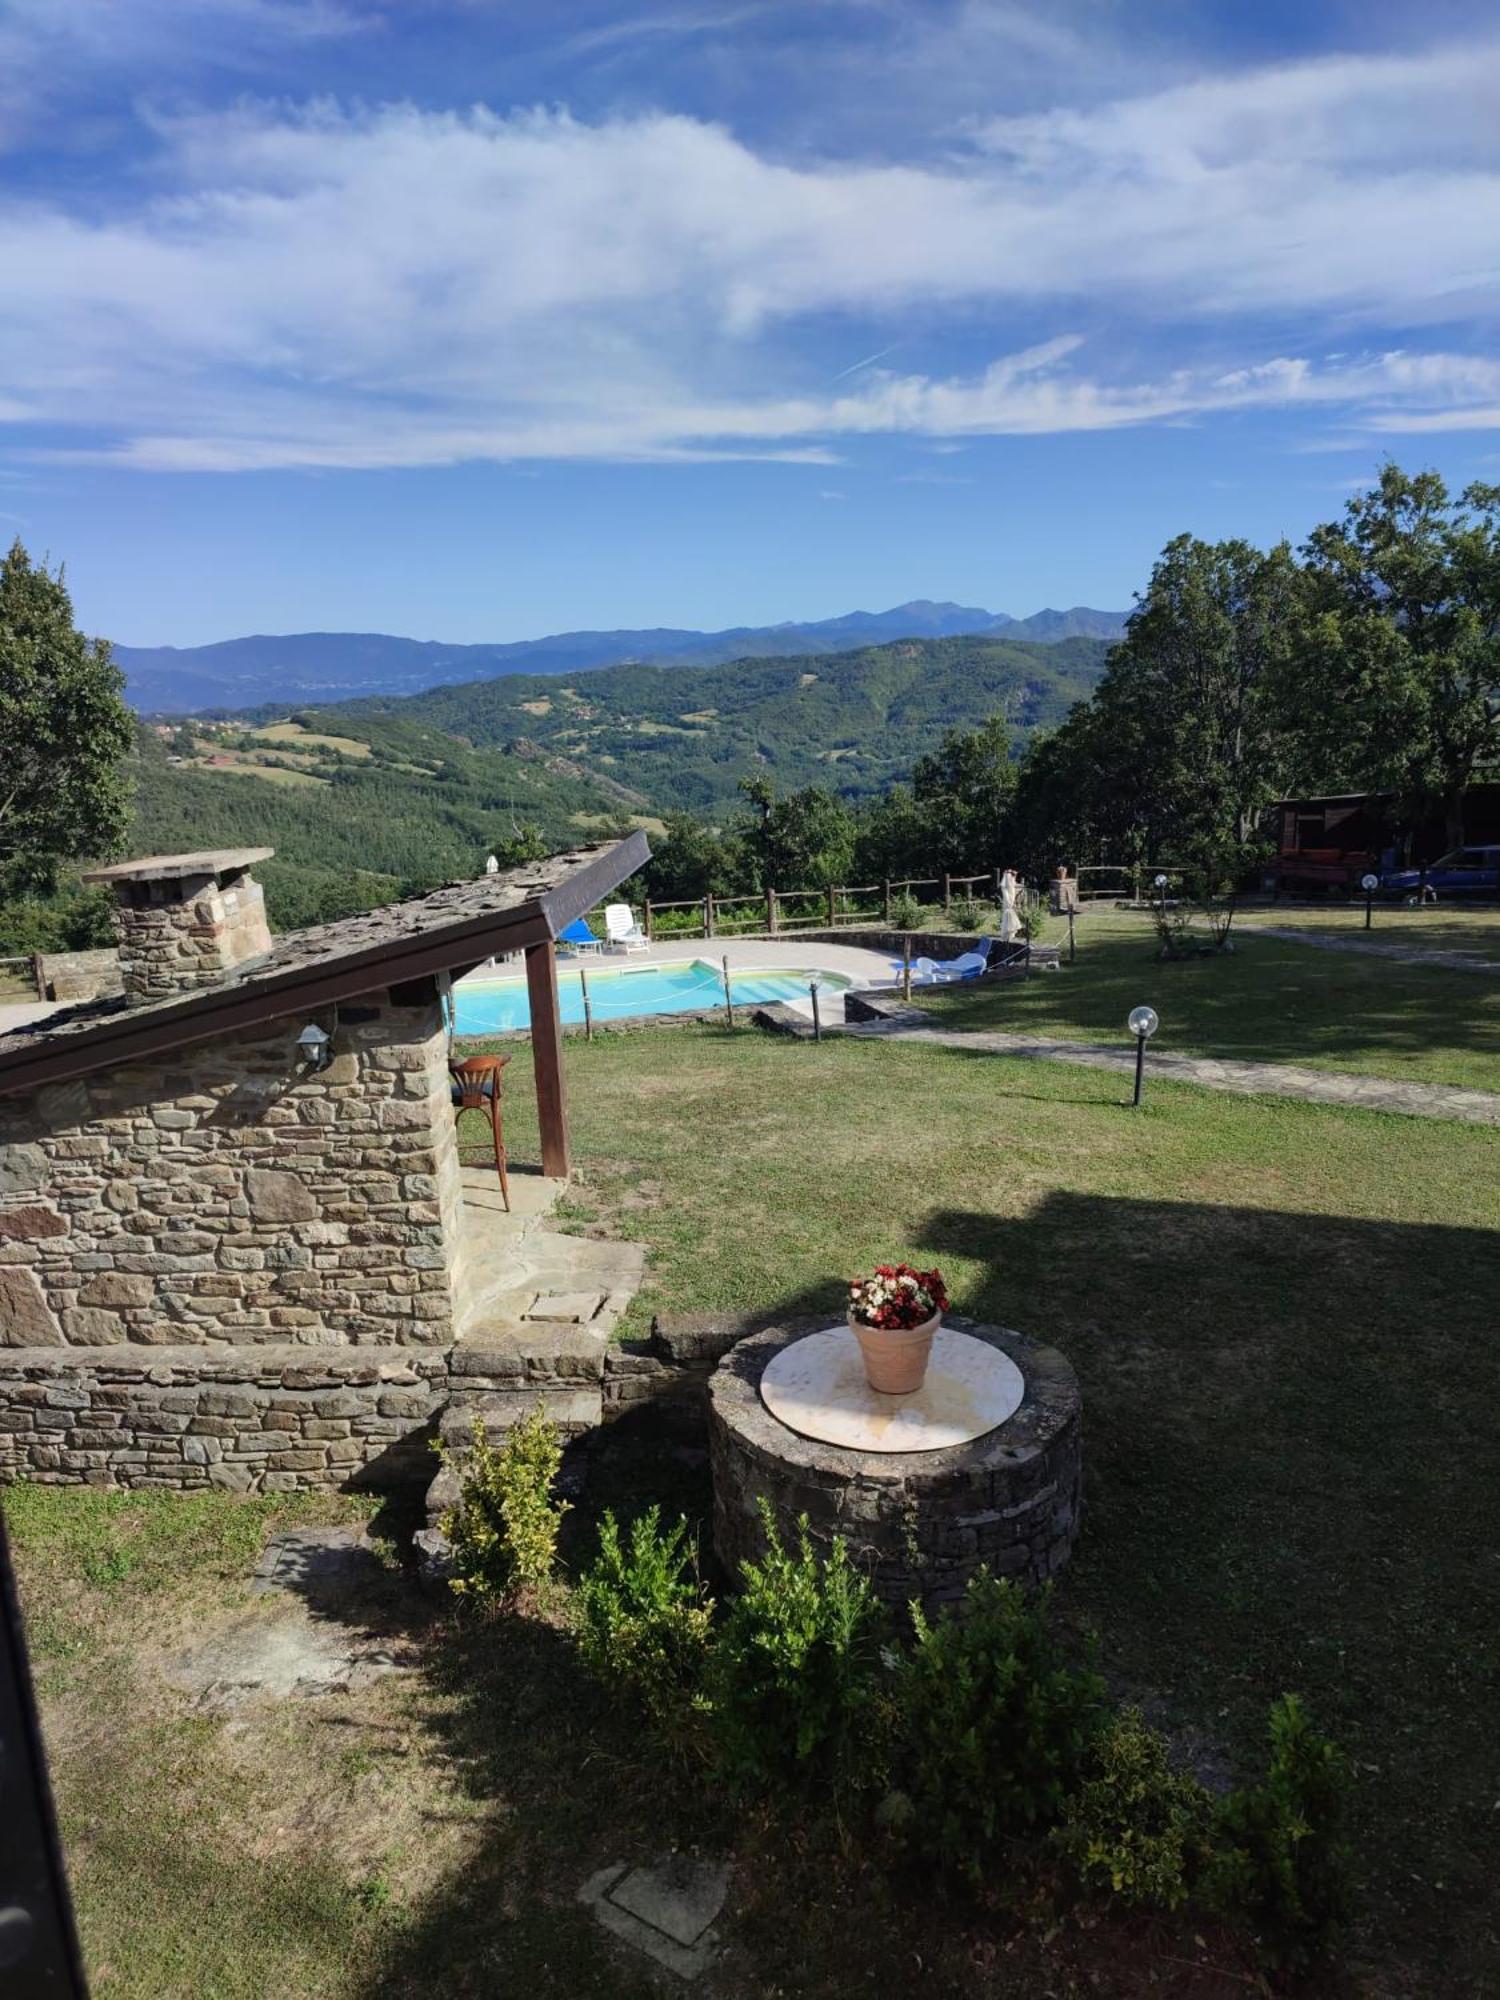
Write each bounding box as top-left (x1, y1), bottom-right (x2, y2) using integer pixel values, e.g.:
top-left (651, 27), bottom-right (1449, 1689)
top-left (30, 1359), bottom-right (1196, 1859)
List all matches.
top-left (1128, 1004), bottom-right (1159, 1106)
top-left (1361, 872), bottom-right (1379, 930)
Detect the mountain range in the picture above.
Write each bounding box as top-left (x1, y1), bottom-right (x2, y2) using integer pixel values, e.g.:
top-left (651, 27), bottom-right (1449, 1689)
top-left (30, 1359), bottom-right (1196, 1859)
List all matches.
top-left (115, 601), bottom-right (1128, 713)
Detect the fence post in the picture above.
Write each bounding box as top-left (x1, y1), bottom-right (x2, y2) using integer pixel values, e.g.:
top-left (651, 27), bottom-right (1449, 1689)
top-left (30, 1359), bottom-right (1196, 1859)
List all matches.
top-left (942, 873), bottom-right (951, 917)
top-left (827, 884), bottom-right (837, 926)
top-left (994, 867), bottom-right (1003, 899)
top-left (30, 951), bottom-right (45, 1001)
top-left (579, 965), bottom-right (593, 1042)
top-left (644, 899), bottom-right (654, 940)
top-left (883, 878), bottom-right (892, 922)
top-left (767, 888), bottom-right (778, 935)
top-left (722, 954), bottom-right (735, 1031)
top-left (705, 892), bottom-right (715, 939)
top-left (903, 935), bottom-right (912, 1001)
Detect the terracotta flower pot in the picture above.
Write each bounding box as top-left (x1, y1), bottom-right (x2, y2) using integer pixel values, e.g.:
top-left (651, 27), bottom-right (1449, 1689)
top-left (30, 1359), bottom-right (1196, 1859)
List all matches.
top-left (847, 1308), bottom-right (941, 1395)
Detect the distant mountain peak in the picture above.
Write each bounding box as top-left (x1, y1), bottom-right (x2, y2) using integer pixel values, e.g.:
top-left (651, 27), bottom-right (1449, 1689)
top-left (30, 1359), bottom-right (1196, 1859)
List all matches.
top-left (115, 601), bottom-right (1127, 714)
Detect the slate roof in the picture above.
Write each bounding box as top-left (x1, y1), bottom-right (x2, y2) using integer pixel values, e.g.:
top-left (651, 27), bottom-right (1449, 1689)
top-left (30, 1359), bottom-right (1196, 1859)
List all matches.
top-left (0, 833), bottom-right (649, 1097)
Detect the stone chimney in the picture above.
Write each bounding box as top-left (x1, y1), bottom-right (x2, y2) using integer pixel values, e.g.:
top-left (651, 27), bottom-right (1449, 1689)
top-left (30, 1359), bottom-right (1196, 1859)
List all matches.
top-left (82, 848), bottom-right (275, 1006)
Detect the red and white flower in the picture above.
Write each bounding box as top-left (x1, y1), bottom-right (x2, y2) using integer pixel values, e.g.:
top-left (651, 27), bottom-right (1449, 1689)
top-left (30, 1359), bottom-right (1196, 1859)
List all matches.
top-left (847, 1262), bottom-right (949, 1331)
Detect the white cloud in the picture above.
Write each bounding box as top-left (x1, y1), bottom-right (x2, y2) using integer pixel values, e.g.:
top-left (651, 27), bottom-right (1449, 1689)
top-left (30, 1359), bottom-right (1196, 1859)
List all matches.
top-left (2, 42), bottom-right (1500, 471)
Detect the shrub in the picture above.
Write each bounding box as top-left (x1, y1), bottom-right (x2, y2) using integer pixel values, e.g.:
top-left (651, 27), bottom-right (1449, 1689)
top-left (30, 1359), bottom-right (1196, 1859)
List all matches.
top-left (439, 1408), bottom-right (569, 1604)
top-left (889, 890), bottom-right (925, 930)
top-left (574, 1506), bottom-right (715, 1733)
top-left (949, 894), bottom-right (990, 932)
top-left (1205, 1694), bottom-right (1353, 1962)
top-left (709, 1503), bottom-right (888, 1798)
top-left (890, 1573), bottom-right (1107, 1880)
top-left (1055, 1707), bottom-right (1212, 1909)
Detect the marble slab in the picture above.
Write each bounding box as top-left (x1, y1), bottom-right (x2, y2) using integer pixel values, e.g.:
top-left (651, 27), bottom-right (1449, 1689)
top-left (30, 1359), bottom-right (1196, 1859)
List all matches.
top-left (759, 1325), bottom-right (1024, 1453)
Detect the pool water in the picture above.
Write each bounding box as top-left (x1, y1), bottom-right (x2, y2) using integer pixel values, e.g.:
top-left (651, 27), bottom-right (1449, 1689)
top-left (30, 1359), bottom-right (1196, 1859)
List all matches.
top-left (452, 958), bottom-right (852, 1035)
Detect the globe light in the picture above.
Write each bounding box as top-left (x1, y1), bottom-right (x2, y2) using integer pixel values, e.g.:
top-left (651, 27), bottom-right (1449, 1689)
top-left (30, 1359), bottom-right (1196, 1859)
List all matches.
top-left (1128, 1005), bottom-right (1159, 1039)
top-left (1153, 873), bottom-right (1169, 889)
top-left (1361, 873), bottom-right (1379, 892)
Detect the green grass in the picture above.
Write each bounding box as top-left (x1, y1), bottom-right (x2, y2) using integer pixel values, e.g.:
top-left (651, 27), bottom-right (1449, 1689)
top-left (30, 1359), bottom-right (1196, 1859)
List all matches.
top-left (11, 995), bottom-right (1500, 1996)
top-left (910, 906), bottom-right (1500, 1092)
top-left (497, 1025), bottom-right (1500, 1990)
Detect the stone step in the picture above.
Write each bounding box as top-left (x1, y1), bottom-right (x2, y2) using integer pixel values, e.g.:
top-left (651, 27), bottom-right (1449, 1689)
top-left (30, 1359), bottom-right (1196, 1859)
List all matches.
top-left (439, 1385), bottom-right (602, 1448)
top-left (451, 1320), bottom-right (608, 1385)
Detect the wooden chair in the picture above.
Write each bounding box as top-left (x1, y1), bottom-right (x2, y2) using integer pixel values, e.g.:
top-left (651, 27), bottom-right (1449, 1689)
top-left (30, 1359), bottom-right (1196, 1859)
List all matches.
top-left (449, 1053), bottom-right (512, 1210)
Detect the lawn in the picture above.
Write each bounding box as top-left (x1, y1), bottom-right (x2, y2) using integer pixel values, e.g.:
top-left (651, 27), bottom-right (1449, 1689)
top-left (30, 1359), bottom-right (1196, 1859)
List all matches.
top-left (910, 906), bottom-right (1500, 1092)
top-left (9, 1017), bottom-right (1500, 1996)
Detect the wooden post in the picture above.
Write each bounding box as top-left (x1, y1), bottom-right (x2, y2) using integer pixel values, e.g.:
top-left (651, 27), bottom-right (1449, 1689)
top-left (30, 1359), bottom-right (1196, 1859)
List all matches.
top-left (942, 873), bottom-right (952, 917)
top-left (579, 964), bottom-right (593, 1042)
top-left (994, 867), bottom-right (1003, 899)
top-left (722, 954), bottom-right (735, 1031)
top-left (768, 888), bottom-right (778, 935)
top-left (903, 935), bottom-right (912, 1001)
top-left (827, 884), bottom-right (837, 926)
top-left (883, 878), bottom-right (892, 922)
top-left (525, 943), bottom-right (571, 1178)
top-left (644, 899), bottom-right (654, 941)
top-left (705, 892), bottom-right (715, 938)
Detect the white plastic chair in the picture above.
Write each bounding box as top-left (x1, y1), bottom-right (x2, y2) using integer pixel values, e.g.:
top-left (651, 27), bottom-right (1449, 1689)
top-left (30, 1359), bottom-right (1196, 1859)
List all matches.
top-left (604, 903), bottom-right (648, 953)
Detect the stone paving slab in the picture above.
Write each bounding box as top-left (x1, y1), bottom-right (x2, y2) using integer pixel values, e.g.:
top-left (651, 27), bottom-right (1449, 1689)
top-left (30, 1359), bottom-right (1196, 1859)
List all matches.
top-left (845, 1021), bottom-right (1500, 1126)
top-left (578, 1856), bottom-right (729, 1980)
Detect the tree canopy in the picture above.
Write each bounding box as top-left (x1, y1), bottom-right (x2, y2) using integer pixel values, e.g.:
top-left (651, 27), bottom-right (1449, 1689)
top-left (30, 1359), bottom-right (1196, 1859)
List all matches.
top-left (0, 541), bottom-right (134, 895)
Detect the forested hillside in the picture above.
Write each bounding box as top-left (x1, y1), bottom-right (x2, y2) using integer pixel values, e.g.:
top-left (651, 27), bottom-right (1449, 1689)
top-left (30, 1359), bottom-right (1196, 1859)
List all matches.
top-left (125, 714), bottom-right (645, 927)
top-left (327, 632), bottom-right (1111, 812)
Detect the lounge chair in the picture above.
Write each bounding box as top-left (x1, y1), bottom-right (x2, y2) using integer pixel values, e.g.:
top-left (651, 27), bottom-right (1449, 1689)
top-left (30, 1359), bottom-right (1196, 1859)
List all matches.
top-left (604, 903), bottom-right (648, 953)
top-left (557, 918), bottom-right (603, 955)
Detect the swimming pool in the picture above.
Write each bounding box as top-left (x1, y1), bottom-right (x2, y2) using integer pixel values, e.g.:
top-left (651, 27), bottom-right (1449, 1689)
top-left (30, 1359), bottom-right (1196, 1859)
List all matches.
top-left (452, 958), bottom-right (853, 1035)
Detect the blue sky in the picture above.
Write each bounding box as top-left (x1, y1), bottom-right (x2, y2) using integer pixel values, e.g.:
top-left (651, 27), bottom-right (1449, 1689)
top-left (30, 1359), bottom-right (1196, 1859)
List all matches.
top-left (3, 1), bottom-right (1500, 647)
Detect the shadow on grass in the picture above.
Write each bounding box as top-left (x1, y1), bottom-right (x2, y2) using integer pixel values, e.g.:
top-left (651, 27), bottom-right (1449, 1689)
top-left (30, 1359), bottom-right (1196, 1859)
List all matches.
top-left (353, 1190), bottom-right (1498, 1996)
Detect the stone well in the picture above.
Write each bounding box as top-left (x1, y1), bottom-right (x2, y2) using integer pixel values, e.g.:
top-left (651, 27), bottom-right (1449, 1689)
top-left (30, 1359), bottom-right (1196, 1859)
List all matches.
top-left (707, 1314), bottom-right (1081, 1618)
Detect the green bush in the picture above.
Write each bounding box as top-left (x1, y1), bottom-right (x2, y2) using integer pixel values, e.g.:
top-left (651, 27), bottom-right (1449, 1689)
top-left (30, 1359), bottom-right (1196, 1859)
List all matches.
top-left (574, 1506), bottom-right (714, 1733)
top-left (709, 1504), bottom-right (888, 1798)
top-left (949, 894), bottom-right (991, 932)
top-left (890, 1573), bottom-right (1107, 1880)
top-left (1205, 1694), bottom-right (1353, 1962)
top-left (1055, 1707), bottom-right (1212, 1908)
top-left (888, 890), bottom-right (925, 931)
top-left (438, 1408), bottom-right (569, 1604)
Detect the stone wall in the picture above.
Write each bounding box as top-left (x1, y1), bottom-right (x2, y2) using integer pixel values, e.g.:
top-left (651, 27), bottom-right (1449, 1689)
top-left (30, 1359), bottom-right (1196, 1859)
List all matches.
top-left (0, 1344), bottom-right (448, 1491)
top-left (708, 1317), bottom-right (1082, 1615)
top-left (35, 949), bottom-right (123, 1005)
top-left (0, 990), bottom-right (466, 1353)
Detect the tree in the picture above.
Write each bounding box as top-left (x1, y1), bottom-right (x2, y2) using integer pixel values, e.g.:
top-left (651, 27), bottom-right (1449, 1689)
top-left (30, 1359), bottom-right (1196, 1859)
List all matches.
top-left (1096, 536), bottom-right (1299, 864)
top-left (640, 810), bottom-right (751, 902)
top-left (487, 822), bottom-right (549, 869)
top-left (909, 715), bottom-right (1017, 873)
top-left (0, 541), bottom-right (134, 894)
top-left (737, 778), bottom-right (855, 889)
top-left (1292, 466), bottom-right (1500, 850)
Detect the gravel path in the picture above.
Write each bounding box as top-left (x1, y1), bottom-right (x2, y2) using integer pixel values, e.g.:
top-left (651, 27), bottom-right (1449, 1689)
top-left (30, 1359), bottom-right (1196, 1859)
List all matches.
top-left (840, 1010), bottom-right (1500, 1126)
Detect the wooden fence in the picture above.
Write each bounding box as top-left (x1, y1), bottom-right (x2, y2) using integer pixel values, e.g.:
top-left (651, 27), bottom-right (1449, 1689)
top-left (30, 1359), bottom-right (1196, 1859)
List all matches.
top-left (640, 872), bottom-right (1003, 942)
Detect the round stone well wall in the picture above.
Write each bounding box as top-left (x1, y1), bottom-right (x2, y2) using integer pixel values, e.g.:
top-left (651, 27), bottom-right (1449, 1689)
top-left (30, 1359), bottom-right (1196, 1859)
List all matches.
top-left (707, 1314), bottom-right (1081, 1618)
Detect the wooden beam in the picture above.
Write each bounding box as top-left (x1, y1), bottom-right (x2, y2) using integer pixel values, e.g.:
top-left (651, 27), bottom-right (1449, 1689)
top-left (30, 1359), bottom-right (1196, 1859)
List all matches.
top-left (525, 942), bottom-right (572, 1179)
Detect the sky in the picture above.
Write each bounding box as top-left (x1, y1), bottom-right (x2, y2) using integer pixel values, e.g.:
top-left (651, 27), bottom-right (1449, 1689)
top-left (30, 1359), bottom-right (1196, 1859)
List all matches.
top-left (3, 0), bottom-right (1500, 647)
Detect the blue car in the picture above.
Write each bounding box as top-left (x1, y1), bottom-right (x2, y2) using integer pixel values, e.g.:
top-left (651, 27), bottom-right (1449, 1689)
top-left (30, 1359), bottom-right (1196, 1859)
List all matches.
top-left (1383, 845), bottom-right (1500, 901)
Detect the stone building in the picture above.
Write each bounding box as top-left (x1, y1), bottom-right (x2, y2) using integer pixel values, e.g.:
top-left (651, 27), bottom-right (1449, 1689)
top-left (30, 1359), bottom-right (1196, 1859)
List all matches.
top-left (0, 836), bottom-right (647, 1494)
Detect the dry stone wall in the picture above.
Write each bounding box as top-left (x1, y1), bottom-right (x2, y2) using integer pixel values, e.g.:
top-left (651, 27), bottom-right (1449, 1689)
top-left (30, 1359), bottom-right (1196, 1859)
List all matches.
top-left (0, 1345), bottom-right (448, 1492)
top-left (0, 987), bottom-right (473, 1489)
top-left (0, 991), bottom-right (466, 1354)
